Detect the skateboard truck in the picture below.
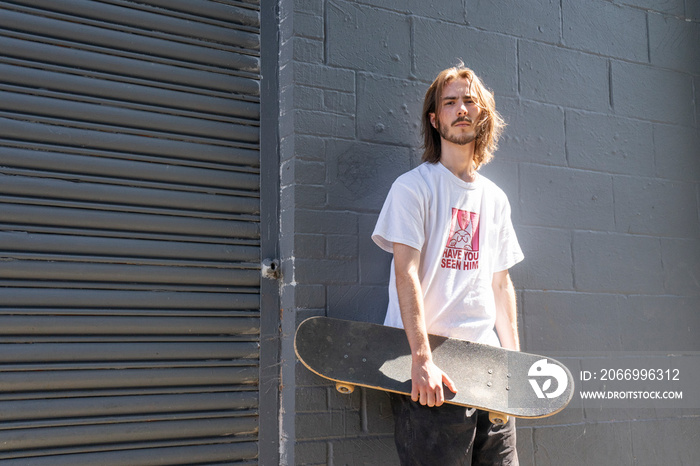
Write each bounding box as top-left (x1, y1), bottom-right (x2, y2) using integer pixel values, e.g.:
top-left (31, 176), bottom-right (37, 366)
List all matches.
top-left (333, 381), bottom-right (509, 425)
top-left (485, 368), bottom-right (509, 425)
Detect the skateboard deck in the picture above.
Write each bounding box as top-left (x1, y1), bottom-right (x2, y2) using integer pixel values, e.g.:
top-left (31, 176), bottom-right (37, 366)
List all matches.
top-left (295, 317), bottom-right (574, 424)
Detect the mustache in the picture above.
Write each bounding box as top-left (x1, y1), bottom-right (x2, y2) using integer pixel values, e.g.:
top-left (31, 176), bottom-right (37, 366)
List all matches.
top-left (452, 116), bottom-right (473, 126)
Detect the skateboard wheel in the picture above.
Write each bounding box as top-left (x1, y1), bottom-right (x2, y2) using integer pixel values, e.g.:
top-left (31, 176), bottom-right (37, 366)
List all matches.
top-left (335, 382), bottom-right (355, 394)
top-left (488, 412), bottom-right (509, 425)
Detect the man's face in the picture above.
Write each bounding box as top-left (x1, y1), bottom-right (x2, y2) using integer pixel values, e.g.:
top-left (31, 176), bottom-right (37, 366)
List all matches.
top-left (430, 78), bottom-right (482, 146)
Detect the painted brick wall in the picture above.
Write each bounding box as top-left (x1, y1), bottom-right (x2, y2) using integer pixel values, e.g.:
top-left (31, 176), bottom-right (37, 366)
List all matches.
top-left (276, 0), bottom-right (700, 464)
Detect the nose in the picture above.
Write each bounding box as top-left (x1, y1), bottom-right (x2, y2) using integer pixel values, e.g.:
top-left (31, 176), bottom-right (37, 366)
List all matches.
top-left (458, 103), bottom-right (468, 114)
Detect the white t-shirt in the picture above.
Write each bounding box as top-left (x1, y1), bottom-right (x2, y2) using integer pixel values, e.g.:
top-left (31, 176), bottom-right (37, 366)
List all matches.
top-left (372, 162), bottom-right (524, 347)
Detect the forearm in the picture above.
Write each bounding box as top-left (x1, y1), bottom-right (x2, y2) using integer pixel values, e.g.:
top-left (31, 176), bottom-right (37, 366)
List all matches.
top-left (393, 242), bottom-right (456, 405)
top-left (493, 270), bottom-right (520, 351)
top-left (393, 244), bottom-right (431, 362)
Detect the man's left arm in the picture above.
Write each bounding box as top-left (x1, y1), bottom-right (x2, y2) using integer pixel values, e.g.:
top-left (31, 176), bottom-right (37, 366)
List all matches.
top-left (492, 269), bottom-right (520, 351)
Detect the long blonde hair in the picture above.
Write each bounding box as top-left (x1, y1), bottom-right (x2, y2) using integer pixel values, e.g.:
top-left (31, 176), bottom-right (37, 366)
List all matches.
top-left (421, 63), bottom-right (505, 169)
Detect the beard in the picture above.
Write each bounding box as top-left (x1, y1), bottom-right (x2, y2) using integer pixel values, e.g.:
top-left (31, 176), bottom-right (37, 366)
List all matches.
top-left (438, 118), bottom-right (478, 146)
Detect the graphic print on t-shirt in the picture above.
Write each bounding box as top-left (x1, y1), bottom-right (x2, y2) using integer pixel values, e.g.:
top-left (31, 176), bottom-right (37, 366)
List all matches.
top-left (440, 208), bottom-right (480, 271)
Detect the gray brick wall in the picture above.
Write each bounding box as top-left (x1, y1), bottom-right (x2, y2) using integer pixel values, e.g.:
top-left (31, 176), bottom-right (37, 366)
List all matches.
top-left (275, 0), bottom-right (700, 464)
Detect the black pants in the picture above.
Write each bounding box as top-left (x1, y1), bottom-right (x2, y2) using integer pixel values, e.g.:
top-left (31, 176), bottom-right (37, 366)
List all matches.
top-left (390, 394), bottom-right (518, 466)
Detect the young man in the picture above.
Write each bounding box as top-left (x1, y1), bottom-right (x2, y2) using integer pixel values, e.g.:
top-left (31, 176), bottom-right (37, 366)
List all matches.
top-left (372, 64), bottom-right (523, 465)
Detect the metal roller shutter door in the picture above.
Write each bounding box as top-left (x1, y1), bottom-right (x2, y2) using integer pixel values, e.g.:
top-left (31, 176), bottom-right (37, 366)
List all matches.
top-left (0, 0), bottom-right (263, 464)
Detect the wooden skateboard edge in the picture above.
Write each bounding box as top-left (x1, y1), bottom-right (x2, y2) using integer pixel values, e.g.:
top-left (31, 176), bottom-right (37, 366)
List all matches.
top-left (293, 316), bottom-right (573, 422)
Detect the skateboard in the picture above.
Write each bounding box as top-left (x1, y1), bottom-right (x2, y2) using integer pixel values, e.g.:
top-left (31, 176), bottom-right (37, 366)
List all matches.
top-left (294, 317), bottom-right (574, 425)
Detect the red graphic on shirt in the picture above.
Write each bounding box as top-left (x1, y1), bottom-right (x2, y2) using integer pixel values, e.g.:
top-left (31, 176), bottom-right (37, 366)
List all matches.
top-left (441, 208), bottom-right (480, 271)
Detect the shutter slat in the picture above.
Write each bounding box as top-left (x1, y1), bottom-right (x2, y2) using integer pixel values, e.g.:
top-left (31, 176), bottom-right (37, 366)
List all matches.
top-left (0, 8), bottom-right (259, 69)
top-left (0, 36), bottom-right (260, 94)
top-left (135, 0), bottom-right (260, 28)
top-left (0, 367), bottom-right (259, 392)
top-left (0, 146), bottom-right (259, 189)
top-left (1, 288), bottom-right (260, 309)
top-left (0, 392), bottom-right (257, 421)
top-left (0, 314), bottom-right (260, 335)
top-left (0, 173), bottom-right (259, 215)
top-left (0, 62), bottom-right (260, 118)
top-left (0, 260), bottom-right (260, 287)
top-left (3, 0), bottom-right (260, 49)
top-left (0, 442), bottom-right (258, 465)
top-left (0, 343), bottom-right (260, 362)
top-left (0, 417), bottom-right (258, 452)
top-left (0, 116), bottom-right (259, 165)
top-left (0, 231), bottom-right (259, 262)
top-left (1, 203), bottom-right (260, 239)
top-left (0, 90), bottom-right (259, 142)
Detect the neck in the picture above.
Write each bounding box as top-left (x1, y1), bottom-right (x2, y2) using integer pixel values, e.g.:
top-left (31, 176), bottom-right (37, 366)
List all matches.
top-left (439, 140), bottom-right (477, 182)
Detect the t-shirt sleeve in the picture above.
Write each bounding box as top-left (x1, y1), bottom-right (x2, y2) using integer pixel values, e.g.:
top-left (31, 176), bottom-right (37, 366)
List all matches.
top-left (494, 197), bottom-right (524, 272)
top-left (372, 177), bottom-right (426, 254)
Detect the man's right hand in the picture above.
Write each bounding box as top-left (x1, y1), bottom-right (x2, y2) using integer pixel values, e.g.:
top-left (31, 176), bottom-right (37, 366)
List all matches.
top-left (411, 356), bottom-right (458, 407)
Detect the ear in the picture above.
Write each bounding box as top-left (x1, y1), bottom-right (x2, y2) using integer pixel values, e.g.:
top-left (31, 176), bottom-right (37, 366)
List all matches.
top-left (429, 112), bottom-right (437, 129)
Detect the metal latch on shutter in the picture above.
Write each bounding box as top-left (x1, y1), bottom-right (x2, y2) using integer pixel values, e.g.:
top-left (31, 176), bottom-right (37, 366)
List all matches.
top-left (261, 258), bottom-right (281, 280)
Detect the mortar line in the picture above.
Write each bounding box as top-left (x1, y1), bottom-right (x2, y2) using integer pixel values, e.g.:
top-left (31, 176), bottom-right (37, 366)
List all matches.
top-left (410, 15), bottom-right (416, 77)
top-left (646, 12), bottom-right (651, 64)
top-left (563, 108), bottom-right (570, 167)
top-left (360, 387), bottom-right (369, 433)
top-left (559, 0), bottom-right (564, 43)
top-left (608, 59), bottom-right (614, 111)
top-left (516, 39), bottom-right (521, 96)
top-left (323, 0), bottom-right (328, 65)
